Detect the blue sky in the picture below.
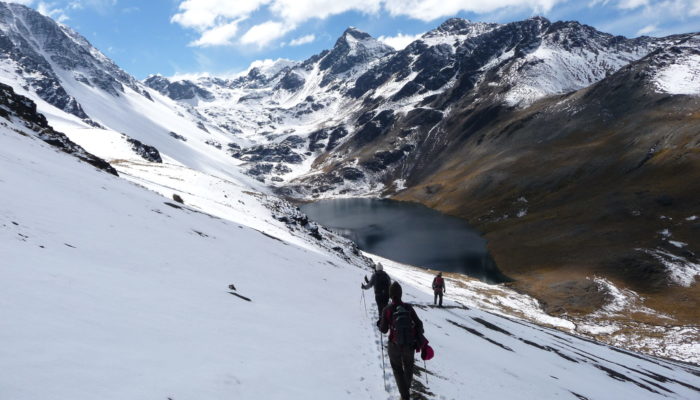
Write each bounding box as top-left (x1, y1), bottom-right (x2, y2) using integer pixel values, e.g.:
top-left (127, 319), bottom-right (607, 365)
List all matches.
top-left (11, 0), bottom-right (700, 79)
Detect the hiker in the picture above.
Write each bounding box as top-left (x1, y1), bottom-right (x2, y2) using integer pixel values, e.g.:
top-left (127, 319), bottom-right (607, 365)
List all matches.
top-left (379, 282), bottom-right (424, 400)
top-left (432, 272), bottom-right (446, 307)
top-left (362, 262), bottom-right (391, 318)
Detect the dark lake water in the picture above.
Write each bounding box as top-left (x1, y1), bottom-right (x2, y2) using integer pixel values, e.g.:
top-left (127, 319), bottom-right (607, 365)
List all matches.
top-left (300, 198), bottom-right (509, 283)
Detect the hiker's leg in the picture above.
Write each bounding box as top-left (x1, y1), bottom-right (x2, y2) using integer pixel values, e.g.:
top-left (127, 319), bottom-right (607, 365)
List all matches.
top-left (377, 295), bottom-right (389, 318)
top-left (388, 342), bottom-right (410, 399)
top-left (439, 292), bottom-right (443, 307)
top-left (433, 292), bottom-right (437, 305)
top-left (403, 346), bottom-right (415, 390)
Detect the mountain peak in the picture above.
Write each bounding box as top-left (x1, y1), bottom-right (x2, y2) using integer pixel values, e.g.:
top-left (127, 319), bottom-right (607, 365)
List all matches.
top-left (341, 26), bottom-right (373, 41)
top-left (436, 18), bottom-right (473, 32)
top-left (319, 27), bottom-right (393, 76)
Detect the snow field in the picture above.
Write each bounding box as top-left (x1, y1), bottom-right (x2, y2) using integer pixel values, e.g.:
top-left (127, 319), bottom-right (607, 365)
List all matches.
top-left (0, 126), bottom-right (388, 399)
top-left (368, 255), bottom-right (700, 400)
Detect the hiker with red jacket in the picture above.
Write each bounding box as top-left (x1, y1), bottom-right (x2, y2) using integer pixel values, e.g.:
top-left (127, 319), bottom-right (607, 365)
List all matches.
top-left (362, 262), bottom-right (391, 318)
top-left (432, 272), bottom-right (446, 307)
top-left (380, 282), bottom-right (424, 400)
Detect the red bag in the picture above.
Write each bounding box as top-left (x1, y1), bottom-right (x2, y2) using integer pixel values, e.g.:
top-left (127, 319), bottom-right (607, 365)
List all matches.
top-left (417, 334), bottom-right (434, 360)
top-left (421, 341), bottom-right (434, 360)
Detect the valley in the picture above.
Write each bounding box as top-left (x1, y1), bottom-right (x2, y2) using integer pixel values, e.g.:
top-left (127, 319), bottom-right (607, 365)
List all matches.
top-left (0, 3), bottom-right (698, 396)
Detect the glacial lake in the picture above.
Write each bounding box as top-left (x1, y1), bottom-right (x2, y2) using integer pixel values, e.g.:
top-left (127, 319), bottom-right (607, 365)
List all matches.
top-left (300, 198), bottom-right (509, 283)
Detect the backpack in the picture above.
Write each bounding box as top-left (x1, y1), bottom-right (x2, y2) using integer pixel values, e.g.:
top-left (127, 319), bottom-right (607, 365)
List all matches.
top-left (391, 303), bottom-right (416, 346)
top-left (375, 271), bottom-right (390, 295)
top-left (433, 276), bottom-right (444, 289)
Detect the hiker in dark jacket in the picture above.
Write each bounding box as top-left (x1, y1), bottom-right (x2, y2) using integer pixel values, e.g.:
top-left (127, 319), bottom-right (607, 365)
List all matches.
top-left (380, 282), bottom-right (424, 400)
top-left (362, 263), bottom-right (391, 318)
top-left (432, 272), bottom-right (446, 307)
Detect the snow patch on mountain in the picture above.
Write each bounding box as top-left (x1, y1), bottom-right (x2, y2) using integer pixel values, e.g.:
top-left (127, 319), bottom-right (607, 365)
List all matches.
top-left (640, 248), bottom-right (700, 287)
top-left (503, 30), bottom-right (655, 107)
top-left (654, 54), bottom-right (700, 95)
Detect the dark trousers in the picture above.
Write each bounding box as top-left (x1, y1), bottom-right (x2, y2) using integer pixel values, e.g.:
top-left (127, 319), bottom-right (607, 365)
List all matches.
top-left (388, 341), bottom-right (415, 400)
top-left (375, 295), bottom-right (389, 319)
top-left (434, 291), bottom-right (443, 307)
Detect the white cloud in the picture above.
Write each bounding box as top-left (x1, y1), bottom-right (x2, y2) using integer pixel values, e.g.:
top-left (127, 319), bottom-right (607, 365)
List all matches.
top-left (37, 2), bottom-right (69, 22)
top-left (636, 23), bottom-right (657, 35)
top-left (289, 34), bottom-right (315, 46)
top-left (171, 0), bottom-right (270, 30)
top-left (189, 19), bottom-right (242, 47)
top-left (378, 32), bottom-right (424, 49)
top-left (171, 0), bottom-right (700, 49)
top-left (269, 0), bottom-right (382, 24)
top-left (382, 0), bottom-right (562, 21)
top-left (172, 0), bottom-right (381, 48)
top-left (10, 0), bottom-right (118, 20)
top-left (691, 0), bottom-right (700, 15)
top-left (240, 21), bottom-right (292, 48)
top-left (67, 0), bottom-right (117, 14)
top-left (617, 0), bottom-right (649, 8)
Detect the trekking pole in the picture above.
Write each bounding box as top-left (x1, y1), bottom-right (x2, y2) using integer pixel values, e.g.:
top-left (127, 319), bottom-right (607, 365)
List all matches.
top-left (361, 290), bottom-right (368, 315)
top-left (380, 336), bottom-right (387, 388)
top-left (424, 359), bottom-right (429, 386)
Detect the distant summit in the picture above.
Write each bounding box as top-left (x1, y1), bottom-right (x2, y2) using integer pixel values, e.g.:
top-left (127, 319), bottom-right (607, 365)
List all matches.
top-left (319, 27), bottom-right (394, 76)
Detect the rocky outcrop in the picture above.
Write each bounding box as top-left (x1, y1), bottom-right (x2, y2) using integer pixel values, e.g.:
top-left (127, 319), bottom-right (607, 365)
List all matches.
top-left (126, 138), bottom-right (162, 163)
top-left (144, 75), bottom-right (214, 101)
top-left (0, 82), bottom-right (117, 175)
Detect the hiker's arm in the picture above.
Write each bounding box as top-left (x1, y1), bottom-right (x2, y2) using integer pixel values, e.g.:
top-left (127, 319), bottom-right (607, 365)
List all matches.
top-left (411, 308), bottom-right (424, 334)
top-left (379, 307), bottom-right (389, 334)
top-left (364, 273), bottom-right (376, 289)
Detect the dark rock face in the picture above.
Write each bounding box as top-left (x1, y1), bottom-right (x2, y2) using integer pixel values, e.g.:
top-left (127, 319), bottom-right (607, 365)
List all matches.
top-left (326, 126), bottom-right (348, 150)
top-left (144, 75), bottom-right (214, 101)
top-left (308, 129), bottom-right (329, 151)
top-left (277, 71), bottom-right (305, 91)
top-left (0, 82), bottom-right (117, 175)
top-left (353, 110), bottom-right (396, 144)
top-left (143, 75), bottom-right (169, 93)
top-left (281, 135), bottom-right (305, 149)
top-left (205, 139), bottom-right (222, 149)
top-left (167, 81), bottom-right (214, 101)
top-left (403, 108), bottom-right (444, 127)
top-left (169, 131), bottom-right (187, 141)
top-left (233, 143), bottom-right (304, 164)
top-left (341, 167), bottom-right (364, 181)
top-left (247, 163), bottom-right (274, 176)
top-left (126, 138), bottom-right (162, 163)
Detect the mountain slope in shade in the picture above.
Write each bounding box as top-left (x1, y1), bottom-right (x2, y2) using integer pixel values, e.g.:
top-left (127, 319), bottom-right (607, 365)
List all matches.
top-left (392, 34), bottom-right (700, 341)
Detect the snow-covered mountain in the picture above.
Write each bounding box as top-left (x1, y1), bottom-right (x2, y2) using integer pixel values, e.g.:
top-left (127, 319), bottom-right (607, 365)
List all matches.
top-left (0, 1), bottom-right (258, 186)
top-left (0, 0), bottom-right (699, 374)
top-left (2, 70), bottom-right (699, 399)
top-left (139, 17), bottom-right (690, 196)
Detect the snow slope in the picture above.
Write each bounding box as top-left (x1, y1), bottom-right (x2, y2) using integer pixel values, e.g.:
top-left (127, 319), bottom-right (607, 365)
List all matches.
top-left (2, 119), bottom-right (699, 399)
top-left (372, 256), bottom-right (700, 399)
top-left (0, 114), bottom-right (386, 399)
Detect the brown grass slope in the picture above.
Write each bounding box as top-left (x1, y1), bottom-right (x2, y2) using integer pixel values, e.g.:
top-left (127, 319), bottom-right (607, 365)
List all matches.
top-left (395, 45), bottom-right (700, 324)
